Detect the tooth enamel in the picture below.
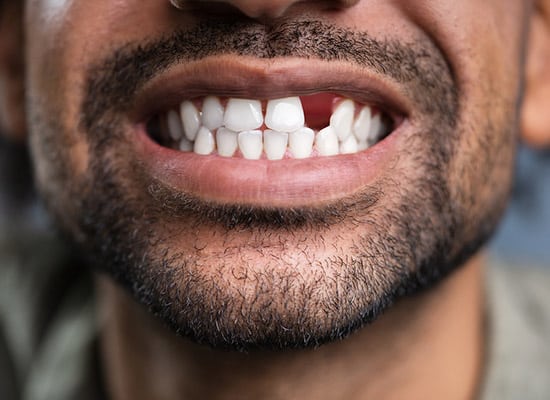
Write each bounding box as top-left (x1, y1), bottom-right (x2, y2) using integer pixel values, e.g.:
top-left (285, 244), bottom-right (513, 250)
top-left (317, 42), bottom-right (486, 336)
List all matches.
top-left (216, 127), bottom-right (239, 158)
top-left (180, 101), bottom-right (201, 141)
top-left (358, 140), bottom-right (370, 152)
top-left (194, 127), bottom-right (215, 155)
top-left (167, 110), bottom-right (184, 141)
top-left (330, 99), bottom-right (355, 142)
top-left (238, 130), bottom-right (263, 160)
top-left (340, 134), bottom-right (358, 154)
top-left (265, 97), bottom-right (305, 133)
top-left (367, 113), bottom-right (384, 144)
top-left (289, 127), bottom-right (315, 159)
top-left (202, 96), bottom-right (225, 130)
top-left (353, 106), bottom-right (372, 142)
top-left (315, 126), bottom-right (339, 156)
top-left (264, 130), bottom-right (289, 160)
top-left (224, 99), bottom-right (263, 132)
top-left (160, 96), bottom-right (389, 160)
top-left (179, 137), bottom-right (194, 152)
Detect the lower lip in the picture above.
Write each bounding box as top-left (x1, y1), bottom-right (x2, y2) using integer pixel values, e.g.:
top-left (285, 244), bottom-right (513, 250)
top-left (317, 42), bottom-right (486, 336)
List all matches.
top-left (134, 125), bottom-right (401, 207)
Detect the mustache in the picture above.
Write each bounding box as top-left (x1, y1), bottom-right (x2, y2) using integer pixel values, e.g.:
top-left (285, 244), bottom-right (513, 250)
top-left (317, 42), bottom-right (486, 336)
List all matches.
top-left (81, 18), bottom-right (458, 132)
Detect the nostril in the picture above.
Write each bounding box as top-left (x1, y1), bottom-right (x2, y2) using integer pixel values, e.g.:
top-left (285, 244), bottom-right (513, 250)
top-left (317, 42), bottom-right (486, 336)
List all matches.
top-left (169, 0), bottom-right (302, 20)
top-left (170, 0), bottom-right (360, 19)
top-left (337, 0), bottom-right (360, 7)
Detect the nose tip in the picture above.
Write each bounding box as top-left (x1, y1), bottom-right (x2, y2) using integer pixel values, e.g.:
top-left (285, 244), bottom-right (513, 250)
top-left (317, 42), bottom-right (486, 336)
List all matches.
top-left (171, 0), bottom-right (360, 20)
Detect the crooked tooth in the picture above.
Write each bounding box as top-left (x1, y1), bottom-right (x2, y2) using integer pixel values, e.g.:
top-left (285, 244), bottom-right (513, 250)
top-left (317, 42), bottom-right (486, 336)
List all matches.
top-left (353, 106), bottom-right (372, 142)
top-left (330, 99), bottom-right (355, 142)
top-left (179, 137), bottom-right (194, 152)
top-left (264, 130), bottom-right (288, 160)
top-left (238, 130), bottom-right (263, 160)
top-left (202, 96), bottom-right (224, 130)
top-left (194, 127), bottom-right (215, 155)
top-left (289, 127), bottom-right (314, 159)
top-left (265, 97), bottom-right (305, 133)
top-left (180, 101), bottom-right (201, 141)
top-left (216, 128), bottom-right (239, 158)
top-left (224, 99), bottom-right (263, 132)
top-left (167, 110), bottom-right (184, 141)
top-left (340, 134), bottom-right (358, 154)
top-left (316, 126), bottom-right (339, 156)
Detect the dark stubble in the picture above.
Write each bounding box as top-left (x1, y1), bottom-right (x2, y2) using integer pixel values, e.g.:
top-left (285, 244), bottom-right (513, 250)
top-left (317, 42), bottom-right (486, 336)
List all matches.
top-left (38, 19), bottom-right (511, 350)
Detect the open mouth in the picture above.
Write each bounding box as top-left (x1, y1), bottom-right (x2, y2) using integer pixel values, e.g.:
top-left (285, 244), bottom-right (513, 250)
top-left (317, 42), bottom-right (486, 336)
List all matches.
top-left (146, 93), bottom-right (394, 160)
top-left (131, 58), bottom-right (410, 206)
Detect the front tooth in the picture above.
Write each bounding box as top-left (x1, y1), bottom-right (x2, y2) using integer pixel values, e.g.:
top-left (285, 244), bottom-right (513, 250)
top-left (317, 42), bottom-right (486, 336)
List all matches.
top-left (180, 101), bottom-right (201, 141)
top-left (224, 99), bottom-right (263, 132)
top-left (216, 128), bottom-right (239, 158)
top-left (202, 96), bottom-right (224, 130)
top-left (289, 127), bottom-right (315, 159)
top-left (194, 127), bottom-right (215, 155)
top-left (167, 110), bottom-right (184, 141)
top-left (264, 130), bottom-right (288, 160)
top-left (238, 130), bottom-right (263, 160)
top-left (330, 99), bottom-right (355, 142)
top-left (340, 135), bottom-right (358, 154)
top-left (353, 106), bottom-right (372, 142)
top-left (315, 126), bottom-right (339, 156)
top-left (265, 97), bottom-right (305, 133)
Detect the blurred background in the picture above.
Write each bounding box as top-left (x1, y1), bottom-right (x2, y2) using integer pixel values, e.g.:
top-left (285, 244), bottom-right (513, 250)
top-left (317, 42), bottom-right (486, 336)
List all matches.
top-left (489, 146), bottom-right (550, 266)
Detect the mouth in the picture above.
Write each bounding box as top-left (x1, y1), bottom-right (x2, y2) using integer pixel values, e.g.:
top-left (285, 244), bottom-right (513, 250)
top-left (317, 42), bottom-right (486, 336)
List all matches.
top-left (131, 57), bottom-right (410, 207)
top-left (147, 93), bottom-right (394, 159)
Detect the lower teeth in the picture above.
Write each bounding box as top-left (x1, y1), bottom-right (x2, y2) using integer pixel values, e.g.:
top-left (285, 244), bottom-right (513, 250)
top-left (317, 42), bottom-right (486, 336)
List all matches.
top-left (148, 96), bottom-right (391, 160)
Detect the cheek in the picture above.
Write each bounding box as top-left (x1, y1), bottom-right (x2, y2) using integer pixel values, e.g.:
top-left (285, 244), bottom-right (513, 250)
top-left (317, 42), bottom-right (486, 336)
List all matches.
top-left (26, 0), bottom-right (97, 183)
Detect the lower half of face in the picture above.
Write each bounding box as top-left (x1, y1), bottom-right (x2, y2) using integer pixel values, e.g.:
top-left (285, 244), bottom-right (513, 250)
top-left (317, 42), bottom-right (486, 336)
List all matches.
top-left (27, 1), bottom-right (521, 350)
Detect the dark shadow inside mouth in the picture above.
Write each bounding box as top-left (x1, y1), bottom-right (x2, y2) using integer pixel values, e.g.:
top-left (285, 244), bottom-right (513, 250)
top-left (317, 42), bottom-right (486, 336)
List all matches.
top-left (146, 115), bottom-right (179, 149)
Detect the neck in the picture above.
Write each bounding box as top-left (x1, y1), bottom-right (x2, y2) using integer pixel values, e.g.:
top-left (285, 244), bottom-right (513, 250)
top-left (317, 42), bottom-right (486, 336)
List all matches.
top-left (97, 256), bottom-right (484, 400)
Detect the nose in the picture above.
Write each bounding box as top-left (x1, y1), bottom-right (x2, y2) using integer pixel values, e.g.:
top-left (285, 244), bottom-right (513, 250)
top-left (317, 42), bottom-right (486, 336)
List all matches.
top-left (171, 0), bottom-right (360, 19)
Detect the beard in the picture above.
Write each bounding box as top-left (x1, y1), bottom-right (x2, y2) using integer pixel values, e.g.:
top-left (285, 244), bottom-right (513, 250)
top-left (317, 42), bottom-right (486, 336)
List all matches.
top-left (30, 19), bottom-right (516, 351)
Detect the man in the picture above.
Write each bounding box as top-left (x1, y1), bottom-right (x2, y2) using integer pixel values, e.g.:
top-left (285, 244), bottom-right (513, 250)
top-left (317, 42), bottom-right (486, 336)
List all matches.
top-left (0, 0), bottom-right (549, 399)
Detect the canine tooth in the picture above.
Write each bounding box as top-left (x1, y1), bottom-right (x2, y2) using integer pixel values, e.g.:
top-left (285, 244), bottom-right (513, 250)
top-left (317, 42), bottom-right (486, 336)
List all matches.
top-left (265, 97), bottom-right (305, 133)
top-left (340, 135), bottom-right (358, 154)
top-left (167, 110), bottom-right (184, 141)
top-left (289, 127), bottom-right (315, 159)
top-left (330, 99), bottom-right (355, 142)
top-left (194, 127), bottom-right (215, 155)
top-left (179, 137), bottom-right (194, 152)
top-left (264, 130), bottom-right (288, 160)
top-left (180, 101), bottom-right (201, 141)
top-left (316, 126), bottom-right (339, 156)
top-left (353, 106), bottom-right (372, 142)
top-left (202, 96), bottom-right (224, 130)
top-left (238, 130), bottom-right (263, 160)
top-left (216, 128), bottom-right (239, 158)
top-left (224, 99), bottom-right (263, 132)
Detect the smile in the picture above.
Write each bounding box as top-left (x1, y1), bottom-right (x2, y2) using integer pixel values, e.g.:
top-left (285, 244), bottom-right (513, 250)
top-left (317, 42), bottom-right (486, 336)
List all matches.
top-left (147, 94), bottom-right (392, 160)
top-left (131, 57), bottom-right (411, 207)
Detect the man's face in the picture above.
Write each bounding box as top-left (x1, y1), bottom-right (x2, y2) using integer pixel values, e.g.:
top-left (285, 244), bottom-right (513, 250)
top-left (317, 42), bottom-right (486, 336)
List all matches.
top-left (26, 0), bottom-right (525, 349)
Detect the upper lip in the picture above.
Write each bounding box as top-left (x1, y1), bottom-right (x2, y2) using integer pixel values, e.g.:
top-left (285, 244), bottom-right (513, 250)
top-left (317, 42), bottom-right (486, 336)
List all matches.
top-left (122, 55), bottom-right (414, 206)
top-left (128, 55), bottom-right (412, 125)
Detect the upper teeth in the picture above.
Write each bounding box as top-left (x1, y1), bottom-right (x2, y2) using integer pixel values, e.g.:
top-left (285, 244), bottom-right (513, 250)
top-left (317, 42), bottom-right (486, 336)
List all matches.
top-left (162, 96), bottom-right (388, 160)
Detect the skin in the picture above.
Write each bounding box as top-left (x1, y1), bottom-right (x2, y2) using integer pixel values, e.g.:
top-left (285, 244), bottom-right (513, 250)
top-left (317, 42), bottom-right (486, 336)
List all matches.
top-left (1, 0), bottom-right (550, 399)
